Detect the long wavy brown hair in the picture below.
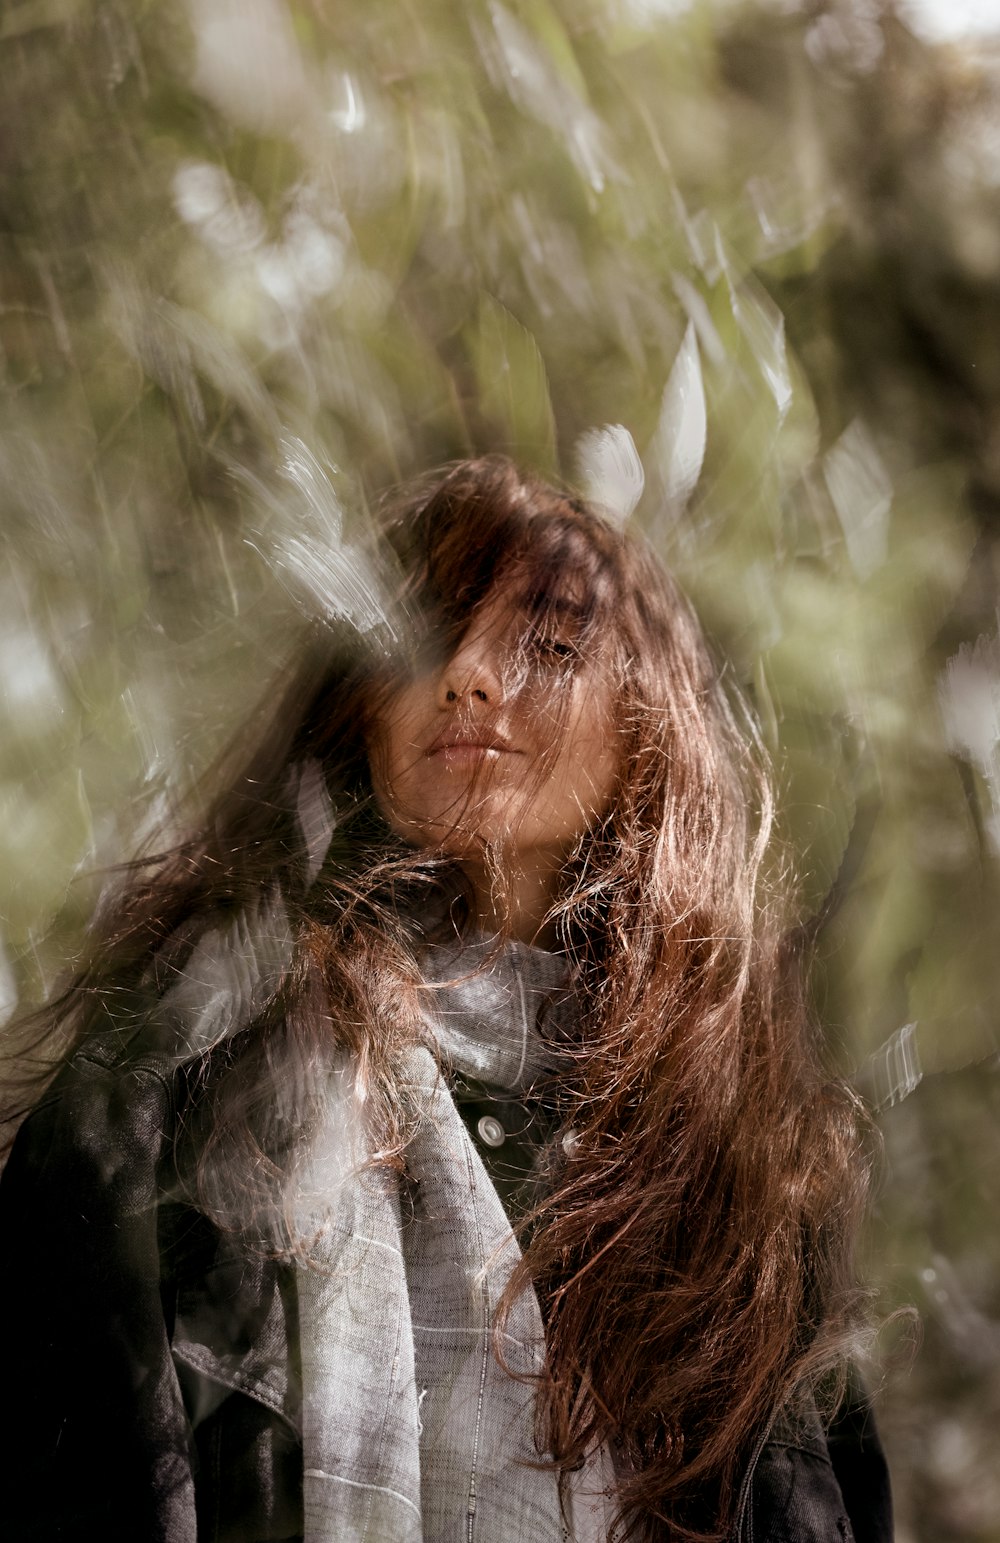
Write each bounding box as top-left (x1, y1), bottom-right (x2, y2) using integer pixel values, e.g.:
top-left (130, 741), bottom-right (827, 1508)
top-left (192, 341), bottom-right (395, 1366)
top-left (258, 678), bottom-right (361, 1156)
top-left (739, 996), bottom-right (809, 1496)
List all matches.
top-left (2, 456), bottom-right (872, 1542)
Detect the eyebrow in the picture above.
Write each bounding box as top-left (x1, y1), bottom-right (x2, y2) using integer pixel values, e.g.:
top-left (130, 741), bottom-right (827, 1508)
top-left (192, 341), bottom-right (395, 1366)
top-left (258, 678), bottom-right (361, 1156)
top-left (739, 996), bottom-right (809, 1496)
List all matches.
top-left (517, 589), bottom-right (589, 625)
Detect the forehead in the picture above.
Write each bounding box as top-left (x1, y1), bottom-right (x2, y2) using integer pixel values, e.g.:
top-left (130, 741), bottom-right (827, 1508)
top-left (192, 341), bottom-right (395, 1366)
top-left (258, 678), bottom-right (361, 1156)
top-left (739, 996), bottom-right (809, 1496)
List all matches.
top-left (413, 494), bottom-right (618, 607)
top-left (440, 542), bottom-right (614, 651)
top-left (470, 573), bottom-right (589, 627)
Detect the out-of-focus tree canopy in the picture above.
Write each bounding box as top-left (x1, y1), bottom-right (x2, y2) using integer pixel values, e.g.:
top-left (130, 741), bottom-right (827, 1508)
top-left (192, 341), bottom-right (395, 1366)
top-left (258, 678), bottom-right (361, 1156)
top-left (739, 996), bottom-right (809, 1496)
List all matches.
top-left (3, 2), bottom-right (1000, 1536)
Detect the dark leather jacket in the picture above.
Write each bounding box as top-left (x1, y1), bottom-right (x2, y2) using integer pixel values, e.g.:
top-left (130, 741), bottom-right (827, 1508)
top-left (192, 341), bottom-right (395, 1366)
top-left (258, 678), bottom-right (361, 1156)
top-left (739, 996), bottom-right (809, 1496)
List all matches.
top-left (0, 1034), bottom-right (893, 1542)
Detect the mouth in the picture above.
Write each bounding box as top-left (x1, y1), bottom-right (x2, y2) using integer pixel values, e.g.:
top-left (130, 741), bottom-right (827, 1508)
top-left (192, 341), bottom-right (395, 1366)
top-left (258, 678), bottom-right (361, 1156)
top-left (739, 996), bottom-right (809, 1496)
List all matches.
top-left (426, 728), bottom-right (520, 762)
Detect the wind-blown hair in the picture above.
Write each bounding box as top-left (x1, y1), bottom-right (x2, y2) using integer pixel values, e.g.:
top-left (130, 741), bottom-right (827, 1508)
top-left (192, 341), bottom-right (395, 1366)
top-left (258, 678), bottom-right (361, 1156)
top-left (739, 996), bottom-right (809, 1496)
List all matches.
top-left (1, 456), bottom-right (872, 1541)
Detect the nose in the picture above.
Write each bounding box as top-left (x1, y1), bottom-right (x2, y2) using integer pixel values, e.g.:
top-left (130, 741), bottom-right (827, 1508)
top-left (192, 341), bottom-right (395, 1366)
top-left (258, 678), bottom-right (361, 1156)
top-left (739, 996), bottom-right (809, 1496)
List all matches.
top-left (437, 624), bottom-right (503, 709)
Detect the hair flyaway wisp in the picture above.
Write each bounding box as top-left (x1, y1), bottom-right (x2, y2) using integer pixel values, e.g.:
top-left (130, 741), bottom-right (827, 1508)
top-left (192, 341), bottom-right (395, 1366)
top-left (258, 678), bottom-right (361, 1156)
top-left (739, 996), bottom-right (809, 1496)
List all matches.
top-left (239, 432), bottom-right (398, 646)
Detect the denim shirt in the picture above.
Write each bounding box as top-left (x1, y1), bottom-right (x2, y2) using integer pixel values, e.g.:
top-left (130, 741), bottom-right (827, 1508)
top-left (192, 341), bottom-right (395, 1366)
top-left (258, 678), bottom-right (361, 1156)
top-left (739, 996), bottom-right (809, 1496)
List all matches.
top-left (450, 1076), bottom-right (894, 1543)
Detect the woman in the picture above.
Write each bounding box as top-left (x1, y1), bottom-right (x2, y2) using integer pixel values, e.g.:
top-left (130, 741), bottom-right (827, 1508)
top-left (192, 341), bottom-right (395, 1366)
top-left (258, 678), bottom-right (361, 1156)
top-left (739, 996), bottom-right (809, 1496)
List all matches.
top-left (0, 456), bottom-right (891, 1541)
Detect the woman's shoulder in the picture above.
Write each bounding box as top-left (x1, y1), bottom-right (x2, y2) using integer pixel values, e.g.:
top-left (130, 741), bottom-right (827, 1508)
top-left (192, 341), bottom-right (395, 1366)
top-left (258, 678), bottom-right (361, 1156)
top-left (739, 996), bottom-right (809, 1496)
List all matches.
top-left (3, 1028), bottom-right (179, 1199)
top-left (743, 1383), bottom-right (893, 1543)
top-left (2, 885), bottom-right (299, 1207)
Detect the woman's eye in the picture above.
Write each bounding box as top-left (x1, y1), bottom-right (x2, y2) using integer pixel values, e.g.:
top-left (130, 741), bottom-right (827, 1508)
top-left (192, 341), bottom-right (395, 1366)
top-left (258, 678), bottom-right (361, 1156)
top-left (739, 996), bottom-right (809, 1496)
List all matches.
top-left (529, 632), bottom-right (578, 662)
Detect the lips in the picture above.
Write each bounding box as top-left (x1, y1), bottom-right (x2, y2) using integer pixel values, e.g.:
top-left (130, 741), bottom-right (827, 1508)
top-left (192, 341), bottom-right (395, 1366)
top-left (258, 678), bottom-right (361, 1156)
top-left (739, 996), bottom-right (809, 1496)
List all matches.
top-left (426, 725), bottom-right (519, 757)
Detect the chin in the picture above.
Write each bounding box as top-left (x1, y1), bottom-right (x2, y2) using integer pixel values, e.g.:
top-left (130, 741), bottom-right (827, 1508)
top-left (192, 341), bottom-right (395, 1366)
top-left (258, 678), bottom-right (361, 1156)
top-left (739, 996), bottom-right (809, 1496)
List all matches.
top-left (382, 787), bottom-right (520, 852)
top-left (420, 820), bottom-right (516, 859)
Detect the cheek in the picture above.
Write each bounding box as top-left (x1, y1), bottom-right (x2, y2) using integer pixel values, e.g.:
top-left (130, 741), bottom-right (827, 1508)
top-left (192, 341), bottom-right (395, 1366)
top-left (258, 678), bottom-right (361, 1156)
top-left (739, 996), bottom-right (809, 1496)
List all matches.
top-left (569, 727), bottom-right (619, 812)
top-left (539, 689), bottom-right (620, 824)
top-left (368, 687), bottom-right (424, 804)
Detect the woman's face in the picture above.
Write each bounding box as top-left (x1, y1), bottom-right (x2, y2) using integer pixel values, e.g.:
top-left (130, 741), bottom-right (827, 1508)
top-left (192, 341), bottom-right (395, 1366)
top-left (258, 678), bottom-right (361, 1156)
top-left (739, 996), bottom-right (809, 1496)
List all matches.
top-left (370, 577), bottom-right (620, 868)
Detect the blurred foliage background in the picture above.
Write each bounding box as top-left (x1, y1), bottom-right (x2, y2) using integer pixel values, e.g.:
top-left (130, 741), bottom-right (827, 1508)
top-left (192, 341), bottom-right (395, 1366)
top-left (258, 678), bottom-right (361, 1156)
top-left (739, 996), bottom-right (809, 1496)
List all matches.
top-left (3, 0), bottom-right (1000, 1535)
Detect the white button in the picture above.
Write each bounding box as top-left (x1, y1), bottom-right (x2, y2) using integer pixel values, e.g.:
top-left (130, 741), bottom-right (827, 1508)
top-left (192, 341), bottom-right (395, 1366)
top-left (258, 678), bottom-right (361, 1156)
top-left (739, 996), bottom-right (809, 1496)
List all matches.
top-left (476, 1114), bottom-right (506, 1148)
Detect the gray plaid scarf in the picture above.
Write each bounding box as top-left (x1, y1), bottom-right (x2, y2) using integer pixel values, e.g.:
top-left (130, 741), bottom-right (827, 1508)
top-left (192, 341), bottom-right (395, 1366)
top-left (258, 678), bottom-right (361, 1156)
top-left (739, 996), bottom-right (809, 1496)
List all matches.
top-left (296, 935), bottom-right (617, 1543)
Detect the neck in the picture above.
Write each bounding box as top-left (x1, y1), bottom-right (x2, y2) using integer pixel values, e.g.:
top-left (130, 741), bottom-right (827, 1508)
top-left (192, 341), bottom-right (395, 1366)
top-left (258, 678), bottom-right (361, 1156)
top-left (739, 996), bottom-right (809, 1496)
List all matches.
top-left (463, 853), bottom-right (563, 948)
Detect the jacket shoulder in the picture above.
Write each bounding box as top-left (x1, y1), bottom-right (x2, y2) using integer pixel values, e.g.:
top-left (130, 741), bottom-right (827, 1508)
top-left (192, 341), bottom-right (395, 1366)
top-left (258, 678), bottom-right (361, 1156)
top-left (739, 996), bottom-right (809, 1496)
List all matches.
top-left (747, 1431), bottom-right (855, 1543)
top-left (2, 1031), bottom-right (178, 1215)
top-left (745, 1389), bottom-right (893, 1543)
